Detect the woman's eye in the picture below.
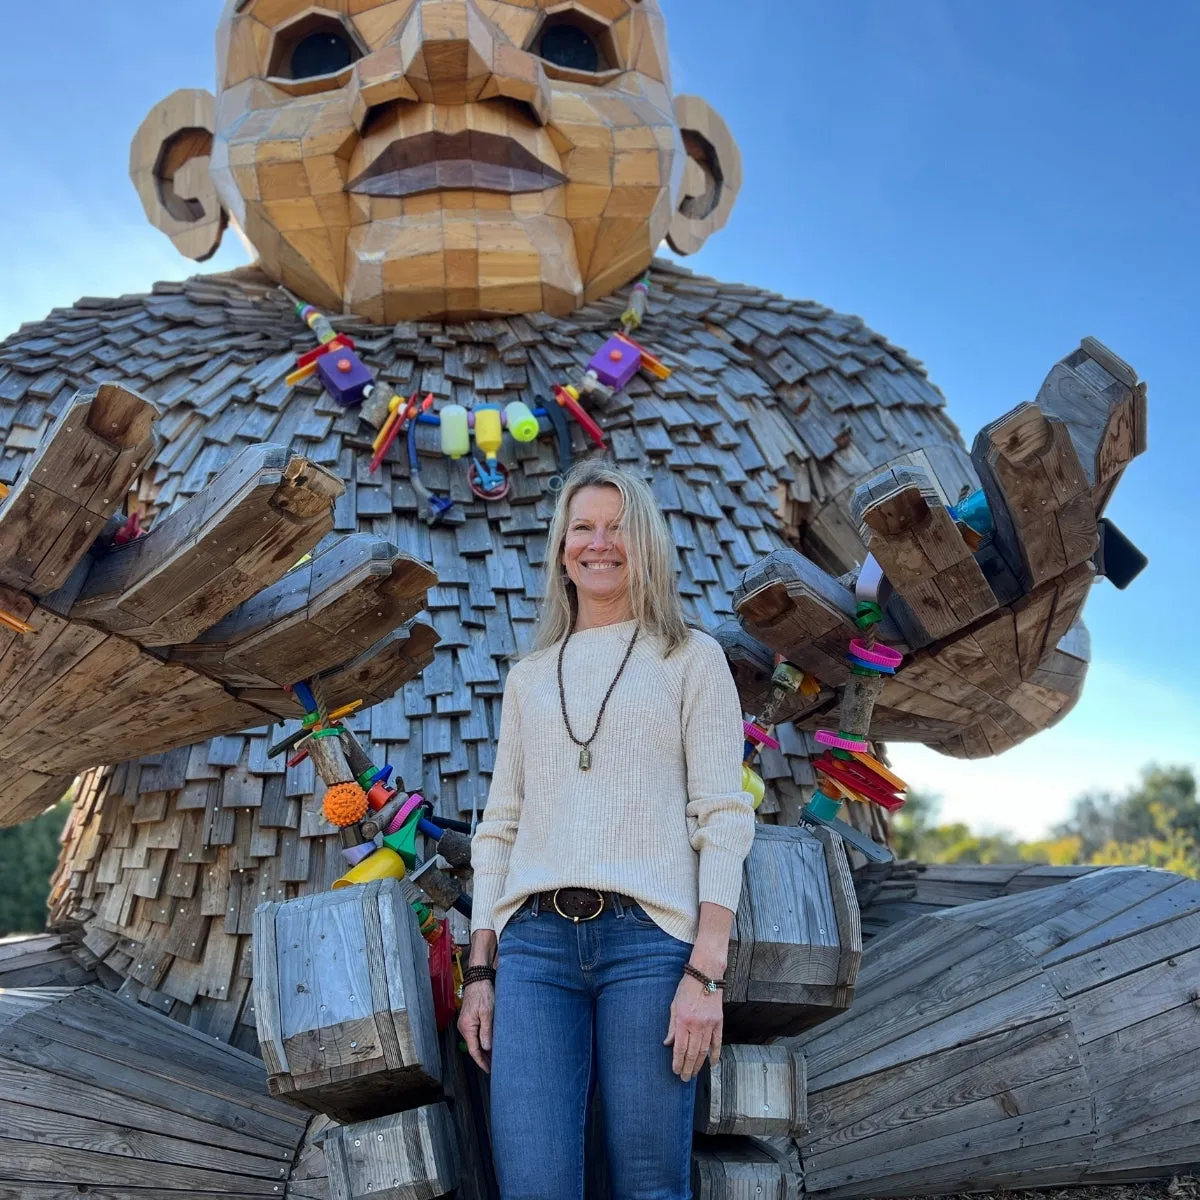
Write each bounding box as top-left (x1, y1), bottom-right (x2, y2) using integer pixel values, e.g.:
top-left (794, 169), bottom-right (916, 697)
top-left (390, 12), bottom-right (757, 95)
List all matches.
top-left (538, 22), bottom-right (601, 73)
top-left (291, 31), bottom-right (355, 79)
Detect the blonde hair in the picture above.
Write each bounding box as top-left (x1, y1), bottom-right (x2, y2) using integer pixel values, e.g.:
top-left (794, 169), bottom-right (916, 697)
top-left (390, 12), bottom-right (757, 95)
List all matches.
top-left (533, 460), bottom-right (690, 656)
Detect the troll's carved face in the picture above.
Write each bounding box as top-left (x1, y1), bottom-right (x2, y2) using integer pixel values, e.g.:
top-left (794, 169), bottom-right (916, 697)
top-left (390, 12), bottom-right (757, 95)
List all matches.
top-left (131, 0), bottom-right (741, 322)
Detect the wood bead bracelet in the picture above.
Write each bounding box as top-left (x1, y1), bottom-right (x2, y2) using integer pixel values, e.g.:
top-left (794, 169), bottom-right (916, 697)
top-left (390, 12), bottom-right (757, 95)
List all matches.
top-left (461, 965), bottom-right (497, 989)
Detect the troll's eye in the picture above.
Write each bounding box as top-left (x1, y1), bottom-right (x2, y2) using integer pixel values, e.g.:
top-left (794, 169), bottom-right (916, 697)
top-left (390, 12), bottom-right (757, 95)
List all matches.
top-left (538, 22), bottom-right (602, 73)
top-left (267, 13), bottom-right (363, 84)
top-left (292, 31), bottom-right (356, 79)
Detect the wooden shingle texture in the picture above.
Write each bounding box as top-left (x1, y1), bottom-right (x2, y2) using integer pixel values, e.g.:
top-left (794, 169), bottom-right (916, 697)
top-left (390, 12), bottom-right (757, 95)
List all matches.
top-left (0, 258), bottom-right (970, 1049)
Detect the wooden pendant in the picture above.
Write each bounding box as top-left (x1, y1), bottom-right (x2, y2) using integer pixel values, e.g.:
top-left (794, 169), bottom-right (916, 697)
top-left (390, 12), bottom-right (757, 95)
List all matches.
top-left (579, 747), bottom-right (592, 771)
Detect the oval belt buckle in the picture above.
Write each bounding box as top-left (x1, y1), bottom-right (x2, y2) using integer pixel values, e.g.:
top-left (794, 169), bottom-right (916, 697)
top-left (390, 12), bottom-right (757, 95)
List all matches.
top-left (553, 888), bottom-right (604, 923)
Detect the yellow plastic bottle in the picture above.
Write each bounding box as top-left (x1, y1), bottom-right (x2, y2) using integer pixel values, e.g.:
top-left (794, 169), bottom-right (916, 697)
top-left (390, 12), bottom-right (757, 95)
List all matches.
top-left (474, 406), bottom-right (503, 463)
top-left (504, 400), bottom-right (539, 443)
top-left (331, 845), bottom-right (407, 890)
top-left (439, 404), bottom-right (470, 459)
top-left (742, 764), bottom-right (766, 810)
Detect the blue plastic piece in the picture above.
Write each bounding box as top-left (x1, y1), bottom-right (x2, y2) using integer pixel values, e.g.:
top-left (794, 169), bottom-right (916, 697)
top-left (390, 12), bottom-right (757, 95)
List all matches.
top-left (846, 654), bottom-right (896, 675)
top-left (292, 680), bottom-right (317, 713)
top-left (418, 817), bottom-right (444, 840)
top-left (949, 488), bottom-right (994, 535)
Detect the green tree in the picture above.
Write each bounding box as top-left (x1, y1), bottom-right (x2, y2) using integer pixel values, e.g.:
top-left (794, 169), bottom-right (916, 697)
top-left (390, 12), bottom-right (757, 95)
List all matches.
top-left (1052, 765), bottom-right (1198, 874)
top-left (897, 765), bottom-right (1198, 874)
top-left (0, 800), bottom-right (71, 936)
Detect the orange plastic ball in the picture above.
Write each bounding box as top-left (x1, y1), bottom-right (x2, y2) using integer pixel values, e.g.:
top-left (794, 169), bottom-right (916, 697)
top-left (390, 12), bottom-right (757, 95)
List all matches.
top-left (323, 781), bottom-right (368, 827)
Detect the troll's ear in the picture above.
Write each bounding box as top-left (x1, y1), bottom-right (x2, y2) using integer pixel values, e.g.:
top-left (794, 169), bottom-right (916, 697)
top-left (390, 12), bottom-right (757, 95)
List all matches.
top-left (666, 96), bottom-right (742, 257)
top-left (130, 88), bottom-right (227, 262)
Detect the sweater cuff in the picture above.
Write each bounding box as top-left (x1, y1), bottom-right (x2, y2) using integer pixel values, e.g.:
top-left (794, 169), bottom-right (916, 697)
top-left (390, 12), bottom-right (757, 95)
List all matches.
top-left (698, 846), bottom-right (747, 914)
top-left (469, 872), bottom-right (508, 933)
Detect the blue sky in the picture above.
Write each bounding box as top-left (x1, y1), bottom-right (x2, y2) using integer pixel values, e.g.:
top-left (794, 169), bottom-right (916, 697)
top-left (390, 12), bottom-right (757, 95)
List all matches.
top-left (1, 2), bottom-right (1195, 837)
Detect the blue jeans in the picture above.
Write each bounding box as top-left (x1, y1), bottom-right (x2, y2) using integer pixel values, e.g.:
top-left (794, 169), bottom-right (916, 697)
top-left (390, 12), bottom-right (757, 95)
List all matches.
top-left (490, 896), bottom-right (697, 1200)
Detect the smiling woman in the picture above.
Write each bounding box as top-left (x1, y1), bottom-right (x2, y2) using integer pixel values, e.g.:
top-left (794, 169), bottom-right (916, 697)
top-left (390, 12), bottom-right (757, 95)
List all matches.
top-left (458, 459), bottom-right (756, 1199)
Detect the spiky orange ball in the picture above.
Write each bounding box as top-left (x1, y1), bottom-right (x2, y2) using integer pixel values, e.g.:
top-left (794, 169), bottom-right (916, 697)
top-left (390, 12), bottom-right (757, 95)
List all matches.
top-left (323, 781), bottom-right (368, 828)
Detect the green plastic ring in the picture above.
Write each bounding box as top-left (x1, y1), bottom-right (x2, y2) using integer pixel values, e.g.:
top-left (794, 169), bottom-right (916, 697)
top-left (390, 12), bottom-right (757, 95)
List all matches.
top-left (850, 665), bottom-right (883, 678)
top-left (855, 602), bottom-right (883, 629)
top-left (310, 727), bottom-right (343, 739)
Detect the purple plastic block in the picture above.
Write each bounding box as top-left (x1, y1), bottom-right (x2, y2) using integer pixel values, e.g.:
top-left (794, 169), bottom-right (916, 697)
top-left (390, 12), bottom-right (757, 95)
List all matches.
top-left (587, 334), bottom-right (641, 391)
top-left (342, 842), bottom-right (378, 867)
top-left (316, 347), bottom-right (373, 406)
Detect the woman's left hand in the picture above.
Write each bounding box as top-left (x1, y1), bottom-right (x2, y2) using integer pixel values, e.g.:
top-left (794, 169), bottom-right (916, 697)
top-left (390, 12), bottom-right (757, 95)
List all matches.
top-left (664, 974), bottom-right (723, 1082)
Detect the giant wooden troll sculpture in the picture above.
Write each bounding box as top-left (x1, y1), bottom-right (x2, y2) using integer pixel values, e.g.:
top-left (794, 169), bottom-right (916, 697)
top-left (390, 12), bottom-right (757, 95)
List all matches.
top-left (0, 2), bottom-right (1185, 1197)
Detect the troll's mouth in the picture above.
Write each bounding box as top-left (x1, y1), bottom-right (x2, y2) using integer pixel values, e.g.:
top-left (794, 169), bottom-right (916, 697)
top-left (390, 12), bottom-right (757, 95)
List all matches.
top-left (347, 130), bottom-right (566, 198)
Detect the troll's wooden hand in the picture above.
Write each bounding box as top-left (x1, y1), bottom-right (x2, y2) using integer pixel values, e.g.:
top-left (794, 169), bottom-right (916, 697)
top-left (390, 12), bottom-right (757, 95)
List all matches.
top-left (725, 338), bottom-right (1146, 759)
top-left (0, 383), bottom-right (436, 825)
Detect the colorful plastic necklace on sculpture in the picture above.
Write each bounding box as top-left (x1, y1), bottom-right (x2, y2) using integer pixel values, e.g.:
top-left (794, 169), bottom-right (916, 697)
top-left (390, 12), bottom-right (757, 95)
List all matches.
top-left (282, 275), bottom-right (672, 510)
top-left (804, 579), bottom-right (908, 859)
top-left (270, 675), bottom-right (446, 945)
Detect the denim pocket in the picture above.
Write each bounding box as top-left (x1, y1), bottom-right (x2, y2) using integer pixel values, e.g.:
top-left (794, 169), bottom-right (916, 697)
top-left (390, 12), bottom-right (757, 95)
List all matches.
top-left (506, 898), bottom-right (538, 926)
top-left (625, 901), bottom-right (662, 930)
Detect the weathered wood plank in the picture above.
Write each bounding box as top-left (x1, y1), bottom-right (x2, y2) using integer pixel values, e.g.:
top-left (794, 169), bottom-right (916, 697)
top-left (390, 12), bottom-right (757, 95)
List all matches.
top-left (321, 1103), bottom-right (458, 1200)
top-left (0, 1097), bottom-right (291, 1182)
top-left (0, 384), bottom-right (159, 596)
top-left (1066, 942), bottom-right (1200, 1044)
top-left (853, 464), bottom-right (996, 640)
top-left (696, 1044), bottom-right (807, 1137)
top-left (72, 445), bottom-right (342, 646)
top-left (254, 881), bottom-right (441, 1122)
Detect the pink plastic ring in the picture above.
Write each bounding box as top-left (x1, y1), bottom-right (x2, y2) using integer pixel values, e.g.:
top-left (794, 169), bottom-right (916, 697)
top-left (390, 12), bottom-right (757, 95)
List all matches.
top-left (386, 792), bottom-right (425, 835)
top-left (815, 730), bottom-right (870, 753)
top-left (848, 639), bottom-right (902, 669)
top-left (743, 721), bottom-right (780, 750)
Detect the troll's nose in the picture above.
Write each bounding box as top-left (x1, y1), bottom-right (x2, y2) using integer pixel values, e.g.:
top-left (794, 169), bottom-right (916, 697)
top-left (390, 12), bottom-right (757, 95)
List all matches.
top-left (353, 0), bottom-right (552, 129)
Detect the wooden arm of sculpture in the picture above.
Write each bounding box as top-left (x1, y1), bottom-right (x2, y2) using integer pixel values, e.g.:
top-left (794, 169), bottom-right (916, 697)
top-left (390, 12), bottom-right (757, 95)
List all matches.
top-left (732, 338), bottom-right (1146, 759)
top-left (0, 383), bottom-right (437, 826)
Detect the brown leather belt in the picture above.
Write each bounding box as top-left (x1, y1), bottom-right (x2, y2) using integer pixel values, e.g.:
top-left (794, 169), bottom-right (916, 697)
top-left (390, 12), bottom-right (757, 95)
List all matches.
top-left (531, 888), bottom-right (637, 923)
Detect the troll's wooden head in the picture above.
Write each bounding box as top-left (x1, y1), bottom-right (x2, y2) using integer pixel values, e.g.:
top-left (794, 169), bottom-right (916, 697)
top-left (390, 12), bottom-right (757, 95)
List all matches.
top-left (130, 0), bottom-right (742, 322)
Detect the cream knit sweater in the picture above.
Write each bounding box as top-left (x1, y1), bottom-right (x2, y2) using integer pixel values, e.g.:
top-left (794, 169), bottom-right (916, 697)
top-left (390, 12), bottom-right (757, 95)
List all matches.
top-left (470, 621), bottom-right (756, 944)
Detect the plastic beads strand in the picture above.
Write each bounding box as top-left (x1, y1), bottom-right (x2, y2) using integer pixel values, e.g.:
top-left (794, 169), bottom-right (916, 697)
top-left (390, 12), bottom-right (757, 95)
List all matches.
top-left (809, 602), bottom-right (908, 825)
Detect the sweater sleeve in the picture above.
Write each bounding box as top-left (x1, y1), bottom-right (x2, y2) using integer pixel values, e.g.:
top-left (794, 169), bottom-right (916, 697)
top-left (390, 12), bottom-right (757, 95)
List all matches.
top-left (681, 634), bottom-right (756, 912)
top-left (469, 667), bottom-right (525, 932)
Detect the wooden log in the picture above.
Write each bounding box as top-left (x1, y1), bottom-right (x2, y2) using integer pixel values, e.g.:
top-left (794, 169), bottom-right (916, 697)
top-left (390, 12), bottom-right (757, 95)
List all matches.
top-left (302, 730), bottom-right (356, 787)
top-left (710, 619), bottom-right (829, 724)
top-left (72, 444), bottom-right (342, 646)
top-left (320, 1103), bottom-right (458, 1200)
top-left (0, 985), bottom-right (306, 1193)
top-left (696, 1044), bottom-right (807, 1137)
top-left (733, 549), bottom-right (907, 688)
top-left (691, 1138), bottom-right (803, 1200)
top-left (852, 464), bottom-right (996, 642)
top-left (724, 824), bottom-right (858, 1041)
top-left (252, 878), bottom-right (441, 1122)
top-left (0, 384), bottom-right (159, 596)
top-left (972, 401), bottom-right (1097, 598)
top-left (172, 535), bottom-right (437, 691)
top-left (1034, 337), bottom-right (1145, 515)
top-left (789, 866), bottom-right (1200, 1197)
top-left (340, 727), bottom-right (376, 781)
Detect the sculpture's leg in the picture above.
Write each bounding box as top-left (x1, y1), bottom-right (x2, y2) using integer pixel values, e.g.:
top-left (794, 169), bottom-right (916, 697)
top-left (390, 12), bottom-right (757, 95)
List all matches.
top-left (789, 867), bottom-right (1200, 1196)
top-left (0, 985), bottom-right (309, 1192)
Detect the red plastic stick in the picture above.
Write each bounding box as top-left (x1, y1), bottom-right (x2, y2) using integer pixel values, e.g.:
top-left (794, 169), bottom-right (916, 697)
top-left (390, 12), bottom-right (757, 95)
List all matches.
top-left (369, 391), bottom-right (417, 473)
top-left (554, 384), bottom-right (606, 449)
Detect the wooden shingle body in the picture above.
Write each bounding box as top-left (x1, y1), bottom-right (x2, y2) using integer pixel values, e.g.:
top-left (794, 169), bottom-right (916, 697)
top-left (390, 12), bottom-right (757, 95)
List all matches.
top-left (0, 259), bottom-right (969, 1044)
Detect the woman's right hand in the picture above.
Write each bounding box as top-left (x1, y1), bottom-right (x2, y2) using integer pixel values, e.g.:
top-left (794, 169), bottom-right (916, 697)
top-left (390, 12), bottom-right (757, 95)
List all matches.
top-left (458, 980), bottom-right (495, 1073)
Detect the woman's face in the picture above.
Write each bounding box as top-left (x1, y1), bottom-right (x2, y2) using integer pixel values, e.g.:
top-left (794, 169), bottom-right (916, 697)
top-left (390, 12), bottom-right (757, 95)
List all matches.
top-left (562, 486), bottom-right (629, 609)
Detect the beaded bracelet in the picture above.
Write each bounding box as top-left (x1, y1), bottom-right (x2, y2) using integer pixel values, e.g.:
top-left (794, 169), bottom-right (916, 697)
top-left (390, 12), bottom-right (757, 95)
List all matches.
top-left (462, 964), bottom-right (497, 988)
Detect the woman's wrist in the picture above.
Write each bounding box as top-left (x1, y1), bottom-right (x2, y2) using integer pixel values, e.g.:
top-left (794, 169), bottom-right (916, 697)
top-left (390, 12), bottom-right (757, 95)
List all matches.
top-left (687, 947), bottom-right (727, 980)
